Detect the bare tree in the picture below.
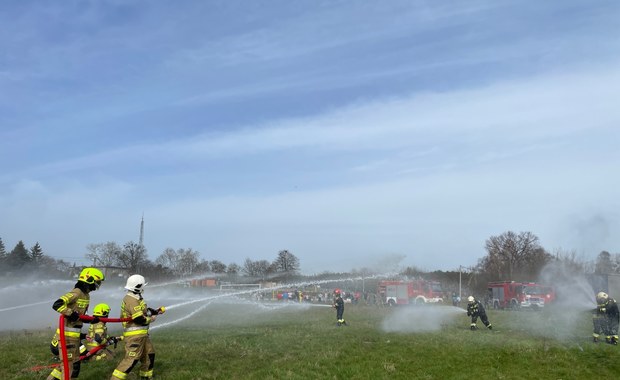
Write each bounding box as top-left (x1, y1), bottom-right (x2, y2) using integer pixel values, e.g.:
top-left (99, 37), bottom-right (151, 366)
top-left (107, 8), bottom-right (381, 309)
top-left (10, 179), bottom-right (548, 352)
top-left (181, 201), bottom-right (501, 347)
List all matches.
top-left (86, 242), bottom-right (122, 267)
top-left (273, 250), bottom-right (300, 274)
top-left (483, 231), bottom-right (549, 280)
top-left (117, 241), bottom-right (148, 273)
top-left (210, 260), bottom-right (227, 273)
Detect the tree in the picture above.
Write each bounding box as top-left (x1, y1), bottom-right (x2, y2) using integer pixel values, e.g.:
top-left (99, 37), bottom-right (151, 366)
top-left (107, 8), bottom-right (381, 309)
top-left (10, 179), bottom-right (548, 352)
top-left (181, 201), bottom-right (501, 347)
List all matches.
top-left (273, 250), bottom-right (300, 274)
top-left (227, 263), bottom-right (240, 275)
top-left (30, 242), bottom-right (44, 264)
top-left (7, 240), bottom-right (31, 269)
top-left (117, 241), bottom-right (148, 273)
top-left (210, 260), bottom-right (227, 273)
top-left (85, 242), bottom-right (122, 267)
top-left (0, 237), bottom-right (7, 269)
top-left (177, 248), bottom-right (200, 276)
top-left (595, 251), bottom-right (613, 274)
top-left (242, 258), bottom-right (259, 276)
top-left (155, 248), bottom-right (178, 271)
top-left (482, 231), bottom-right (550, 280)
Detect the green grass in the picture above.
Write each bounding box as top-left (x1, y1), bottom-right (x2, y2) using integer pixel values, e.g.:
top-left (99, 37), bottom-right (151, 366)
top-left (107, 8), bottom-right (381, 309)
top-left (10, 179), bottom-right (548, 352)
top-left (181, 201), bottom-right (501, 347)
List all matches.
top-left (2, 303), bottom-right (619, 380)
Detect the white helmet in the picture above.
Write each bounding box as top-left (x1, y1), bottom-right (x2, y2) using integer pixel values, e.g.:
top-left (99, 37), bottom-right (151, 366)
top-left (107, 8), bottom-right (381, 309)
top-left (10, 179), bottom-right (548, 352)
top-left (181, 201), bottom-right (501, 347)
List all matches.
top-left (467, 296), bottom-right (475, 303)
top-left (596, 291), bottom-right (609, 305)
top-left (125, 274), bottom-right (147, 294)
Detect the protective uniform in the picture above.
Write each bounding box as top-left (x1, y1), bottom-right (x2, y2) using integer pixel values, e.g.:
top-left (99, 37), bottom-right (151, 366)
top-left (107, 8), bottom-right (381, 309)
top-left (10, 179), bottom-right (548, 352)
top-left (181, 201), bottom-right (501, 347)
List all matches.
top-left (47, 267), bottom-right (104, 380)
top-left (110, 274), bottom-right (162, 380)
top-left (592, 292), bottom-right (619, 344)
top-left (333, 289), bottom-right (347, 326)
top-left (85, 303), bottom-right (117, 361)
top-left (467, 296), bottom-right (492, 330)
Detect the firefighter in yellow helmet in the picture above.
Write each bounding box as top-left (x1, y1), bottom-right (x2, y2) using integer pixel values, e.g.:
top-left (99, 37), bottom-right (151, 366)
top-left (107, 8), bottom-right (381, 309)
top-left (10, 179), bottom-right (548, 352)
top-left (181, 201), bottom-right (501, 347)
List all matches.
top-left (110, 274), bottom-right (165, 380)
top-left (47, 267), bottom-right (104, 380)
top-left (85, 303), bottom-right (120, 361)
top-left (593, 291), bottom-right (619, 344)
top-left (467, 296), bottom-right (492, 330)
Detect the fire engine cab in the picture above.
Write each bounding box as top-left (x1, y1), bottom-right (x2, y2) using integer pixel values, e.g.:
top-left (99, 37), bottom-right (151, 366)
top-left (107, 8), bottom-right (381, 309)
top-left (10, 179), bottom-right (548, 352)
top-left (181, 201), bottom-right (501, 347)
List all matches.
top-left (488, 281), bottom-right (555, 310)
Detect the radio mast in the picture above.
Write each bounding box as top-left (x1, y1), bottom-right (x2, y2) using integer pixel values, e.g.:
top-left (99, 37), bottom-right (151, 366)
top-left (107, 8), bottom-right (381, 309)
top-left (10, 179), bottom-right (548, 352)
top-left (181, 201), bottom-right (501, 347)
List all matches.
top-left (139, 213), bottom-right (145, 248)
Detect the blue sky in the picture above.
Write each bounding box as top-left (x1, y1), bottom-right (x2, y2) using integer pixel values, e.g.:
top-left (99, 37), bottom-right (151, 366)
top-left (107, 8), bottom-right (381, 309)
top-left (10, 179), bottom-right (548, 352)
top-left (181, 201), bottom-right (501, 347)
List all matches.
top-left (1, 0), bottom-right (619, 274)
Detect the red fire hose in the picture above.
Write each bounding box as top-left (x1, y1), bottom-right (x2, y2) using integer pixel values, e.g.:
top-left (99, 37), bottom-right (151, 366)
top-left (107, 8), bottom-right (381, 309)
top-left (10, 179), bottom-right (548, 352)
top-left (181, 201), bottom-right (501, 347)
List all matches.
top-left (57, 315), bottom-right (132, 380)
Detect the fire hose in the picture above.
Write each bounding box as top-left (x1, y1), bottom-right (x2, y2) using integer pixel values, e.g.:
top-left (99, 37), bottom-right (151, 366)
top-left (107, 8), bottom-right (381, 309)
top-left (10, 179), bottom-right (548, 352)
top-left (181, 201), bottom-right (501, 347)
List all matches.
top-left (54, 307), bottom-right (166, 379)
top-left (27, 335), bottom-right (122, 372)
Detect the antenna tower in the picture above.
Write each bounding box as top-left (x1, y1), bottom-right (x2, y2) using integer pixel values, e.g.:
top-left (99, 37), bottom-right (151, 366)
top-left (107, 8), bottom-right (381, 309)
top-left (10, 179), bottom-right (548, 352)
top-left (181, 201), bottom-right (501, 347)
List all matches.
top-left (139, 213), bottom-right (145, 247)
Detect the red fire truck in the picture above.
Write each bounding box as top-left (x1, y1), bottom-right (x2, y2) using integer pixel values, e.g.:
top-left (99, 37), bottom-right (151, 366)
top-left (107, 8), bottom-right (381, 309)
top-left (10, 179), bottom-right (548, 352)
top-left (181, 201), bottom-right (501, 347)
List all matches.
top-left (488, 281), bottom-right (555, 310)
top-left (378, 280), bottom-right (444, 306)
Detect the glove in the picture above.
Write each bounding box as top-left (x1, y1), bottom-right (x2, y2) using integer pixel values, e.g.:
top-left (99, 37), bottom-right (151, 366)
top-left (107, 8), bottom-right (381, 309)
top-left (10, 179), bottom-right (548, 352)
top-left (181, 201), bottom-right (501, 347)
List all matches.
top-left (90, 316), bottom-right (100, 324)
top-left (68, 311), bottom-right (80, 322)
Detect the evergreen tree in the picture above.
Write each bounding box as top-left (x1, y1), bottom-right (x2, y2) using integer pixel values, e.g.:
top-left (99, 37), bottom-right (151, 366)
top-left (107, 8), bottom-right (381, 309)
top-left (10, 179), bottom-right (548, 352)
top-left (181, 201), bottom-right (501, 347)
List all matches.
top-left (7, 240), bottom-right (31, 269)
top-left (30, 242), bottom-right (44, 264)
top-left (0, 237), bottom-right (7, 270)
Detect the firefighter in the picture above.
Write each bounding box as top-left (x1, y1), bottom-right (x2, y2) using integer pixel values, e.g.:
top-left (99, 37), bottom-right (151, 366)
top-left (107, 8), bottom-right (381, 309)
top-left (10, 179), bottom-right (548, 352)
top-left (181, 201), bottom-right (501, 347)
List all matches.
top-left (467, 296), bottom-right (492, 330)
top-left (333, 289), bottom-right (347, 326)
top-left (593, 292), bottom-right (619, 344)
top-left (85, 303), bottom-right (120, 361)
top-left (47, 267), bottom-right (105, 380)
top-left (110, 274), bottom-right (165, 380)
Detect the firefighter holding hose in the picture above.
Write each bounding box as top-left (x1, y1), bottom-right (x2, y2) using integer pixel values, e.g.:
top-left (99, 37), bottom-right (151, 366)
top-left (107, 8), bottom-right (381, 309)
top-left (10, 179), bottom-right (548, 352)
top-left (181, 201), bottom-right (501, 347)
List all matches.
top-left (110, 274), bottom-right (165, 380)
top-left (593, 291), bottom-right (619, 344)
top-left (467, 296), bottom-right (492, 330)
top-left (47, 267), bottom-right (105, 380)
top-left (333, 289), bottom-right (347, 326)
top-left (85, 303), bottom-right (121, 360)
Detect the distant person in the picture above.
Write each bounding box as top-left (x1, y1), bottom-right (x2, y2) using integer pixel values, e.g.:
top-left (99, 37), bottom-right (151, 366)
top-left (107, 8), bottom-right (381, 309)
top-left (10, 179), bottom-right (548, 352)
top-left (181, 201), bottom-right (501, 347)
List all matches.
top-left (85, 303), bottom-right (120, 361)
top-left (592, 292), bottom-right (619, 344)
top-left (452, 292), bottom-right (458, 307)
top-left (467, 296), bottom-right (492, 330)
top-left (110, 274), bottom-right (165, 380)
top-left (333, 289), bottom-right (347, 326)
top-left (47, 267), bottom-right (105, 380)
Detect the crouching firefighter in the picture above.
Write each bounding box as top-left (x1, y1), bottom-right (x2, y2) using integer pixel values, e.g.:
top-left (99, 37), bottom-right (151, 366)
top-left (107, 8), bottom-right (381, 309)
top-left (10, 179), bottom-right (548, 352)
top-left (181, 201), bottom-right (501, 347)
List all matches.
top-left (85, 303), bottom-right (121, 360)
top-left (110, 274), bottom-right (165, 380)
top-left (467, 296), bottom-right (492, 330)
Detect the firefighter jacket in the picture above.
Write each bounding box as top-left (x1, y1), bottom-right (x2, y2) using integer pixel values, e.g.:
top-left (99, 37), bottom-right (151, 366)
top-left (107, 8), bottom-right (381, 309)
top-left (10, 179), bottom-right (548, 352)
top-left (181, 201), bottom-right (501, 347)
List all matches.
top-left (86, 322), bottom-right (109, 349)
top-left (120, 292), bottom-right (155, 337)
top-left (333, 296), bottom-right (344, 311)
top-left (467, 300), bottom-right (486, 317)
top-left (52, 282), bottom-right (90, 337)
top-left (596, 299), bottom-right (620, 322)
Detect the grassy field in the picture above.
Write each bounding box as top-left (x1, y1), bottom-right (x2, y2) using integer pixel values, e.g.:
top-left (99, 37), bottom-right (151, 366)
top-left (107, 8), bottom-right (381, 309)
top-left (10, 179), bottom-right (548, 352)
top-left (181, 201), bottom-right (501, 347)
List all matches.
top-left (2, 301), bottom-right (619, 380)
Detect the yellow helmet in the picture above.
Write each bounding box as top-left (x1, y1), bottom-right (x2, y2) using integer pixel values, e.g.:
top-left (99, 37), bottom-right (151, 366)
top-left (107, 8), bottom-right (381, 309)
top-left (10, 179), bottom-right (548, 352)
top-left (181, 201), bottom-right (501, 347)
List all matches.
top-left (93, 303), bottom-right (111, 317)
top-left (78, 267), bottom-right (105, 289)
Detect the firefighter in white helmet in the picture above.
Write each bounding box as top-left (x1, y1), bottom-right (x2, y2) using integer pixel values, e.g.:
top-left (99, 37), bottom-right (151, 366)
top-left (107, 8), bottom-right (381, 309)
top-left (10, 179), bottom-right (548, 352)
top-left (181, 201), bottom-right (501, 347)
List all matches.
top-left (47, 267), bottom-right (105, 380)
top-left (592, 291), bottom-right (619, 344)
top-left (467, 296), bottom-right (492, 330)
top-left (110, 274), bottom-right (165, 380)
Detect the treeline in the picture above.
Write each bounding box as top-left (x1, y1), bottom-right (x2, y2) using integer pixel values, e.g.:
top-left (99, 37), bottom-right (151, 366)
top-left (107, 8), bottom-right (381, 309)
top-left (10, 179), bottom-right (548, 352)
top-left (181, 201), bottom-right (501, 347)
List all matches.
top-left (400, 231), bottom-right (620, 296)
top-left (0, 236), bottom-right (302, 282)
top-left (2, 231), bottom-right (617, 294)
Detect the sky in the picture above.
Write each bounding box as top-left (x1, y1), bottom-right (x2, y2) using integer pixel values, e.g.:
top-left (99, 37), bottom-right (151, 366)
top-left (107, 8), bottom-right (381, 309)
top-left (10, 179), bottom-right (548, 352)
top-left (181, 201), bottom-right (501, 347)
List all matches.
top-left (1, 0), bottom-right (619, 275)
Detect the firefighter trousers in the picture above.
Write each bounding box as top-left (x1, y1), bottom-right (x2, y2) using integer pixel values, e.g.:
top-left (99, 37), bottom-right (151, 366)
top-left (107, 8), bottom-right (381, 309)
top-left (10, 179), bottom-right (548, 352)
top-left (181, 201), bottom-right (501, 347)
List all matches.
top-left (47, 336), bottom-right (81, 380)
top-left (110, 334), bottom-right (155, 380)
